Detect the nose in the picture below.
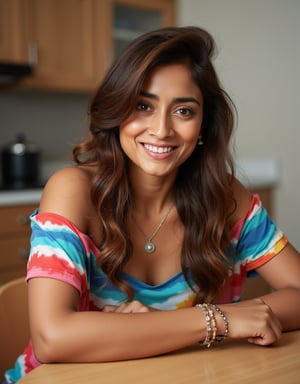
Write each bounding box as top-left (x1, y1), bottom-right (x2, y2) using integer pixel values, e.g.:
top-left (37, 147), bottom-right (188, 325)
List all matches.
top-left (148, 110), bottom-right (173, 139)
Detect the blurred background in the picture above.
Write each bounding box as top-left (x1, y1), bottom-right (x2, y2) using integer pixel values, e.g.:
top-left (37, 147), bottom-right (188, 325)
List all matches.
top-left (0, 0), bottom-right (299, 249)
top-left (178, 0), bottom-right (300, 249)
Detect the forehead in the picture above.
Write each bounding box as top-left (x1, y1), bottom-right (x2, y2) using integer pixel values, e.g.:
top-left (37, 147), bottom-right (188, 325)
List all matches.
top-left (141, 64), bottom-right (202, 99)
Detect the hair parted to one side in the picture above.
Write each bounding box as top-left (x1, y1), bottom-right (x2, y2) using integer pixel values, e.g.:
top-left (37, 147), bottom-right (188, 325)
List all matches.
top-left (73, 26), bottom-right (237, 303)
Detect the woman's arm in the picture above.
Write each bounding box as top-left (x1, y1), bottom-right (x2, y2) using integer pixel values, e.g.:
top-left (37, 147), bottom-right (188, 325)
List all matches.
top-left (28, 277), bottom-right (206, 363)
top-left (28, 276), bottom-right (284, 363)
top-left (217, 244), bottom-right (300, 346)
top-left (256, 243), bottom-right (300, 330)
top-left (224, 178), bottom-right (300, 341)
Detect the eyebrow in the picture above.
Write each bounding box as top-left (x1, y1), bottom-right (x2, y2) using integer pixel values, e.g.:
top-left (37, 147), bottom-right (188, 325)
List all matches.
top-left (140, 91), bottom-right (201, 106)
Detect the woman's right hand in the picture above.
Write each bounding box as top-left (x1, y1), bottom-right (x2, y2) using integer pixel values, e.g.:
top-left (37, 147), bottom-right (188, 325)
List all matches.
top-left (102, 300), bottom-right (158, 313)
top-left (219, 298), bottom-right (282, 346)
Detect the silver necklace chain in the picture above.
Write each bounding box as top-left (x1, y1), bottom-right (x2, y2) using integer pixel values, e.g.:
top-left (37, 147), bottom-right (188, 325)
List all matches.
top-left (131, 205), bottom-right (174, 254)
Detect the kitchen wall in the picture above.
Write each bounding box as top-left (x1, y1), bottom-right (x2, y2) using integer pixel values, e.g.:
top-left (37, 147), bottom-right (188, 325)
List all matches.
top-left (0, 0), bottom-right (299, 249)
top-left (177, 0), bottom-right (300, 249)
top-left (0, 90), bottom-right (89, 163)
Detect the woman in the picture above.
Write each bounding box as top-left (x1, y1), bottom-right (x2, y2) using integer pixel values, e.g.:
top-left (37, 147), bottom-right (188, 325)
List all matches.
top-left (5, 26), bottom-right (300, 383)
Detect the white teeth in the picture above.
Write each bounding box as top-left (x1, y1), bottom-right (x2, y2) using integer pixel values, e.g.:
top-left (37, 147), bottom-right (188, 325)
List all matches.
top-left (144, 144), bottom-right (173, 154)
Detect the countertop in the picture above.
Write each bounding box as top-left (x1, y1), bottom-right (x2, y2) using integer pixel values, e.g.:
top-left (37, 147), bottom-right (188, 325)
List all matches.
top-left (0, 161), bottom-right (69, 207)
top-left (0, 188), bottom-right (42, 206)
top-left (18, 330), bottom-right (300, 384)
top-left (0, 159), bottom-right (280, 207)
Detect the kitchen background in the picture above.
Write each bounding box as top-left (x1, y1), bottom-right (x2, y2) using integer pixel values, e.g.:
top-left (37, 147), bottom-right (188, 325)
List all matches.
top-left (0, 0), bottom-right (299, 249)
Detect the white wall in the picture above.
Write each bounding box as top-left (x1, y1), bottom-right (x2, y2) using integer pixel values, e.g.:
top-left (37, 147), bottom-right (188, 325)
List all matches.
top-left (177, 0), bottom-right (300, 248)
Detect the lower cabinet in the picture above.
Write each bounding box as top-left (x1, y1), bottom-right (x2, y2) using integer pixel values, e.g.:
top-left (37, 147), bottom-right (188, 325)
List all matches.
top-left (0, 204), bottom-right (37, 285)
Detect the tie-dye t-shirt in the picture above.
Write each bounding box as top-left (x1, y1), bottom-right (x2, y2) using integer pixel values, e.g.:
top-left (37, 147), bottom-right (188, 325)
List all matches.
top-left (5, 194), bottom-right (288, 383)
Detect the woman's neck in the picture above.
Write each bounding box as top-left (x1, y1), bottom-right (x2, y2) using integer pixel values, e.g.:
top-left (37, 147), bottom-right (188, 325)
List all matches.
top-left (129, 170), bottom-right (176, 217)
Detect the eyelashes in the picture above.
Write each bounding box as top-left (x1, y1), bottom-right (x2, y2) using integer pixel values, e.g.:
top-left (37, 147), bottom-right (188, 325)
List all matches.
top-left (136, 102), bottom-right (151, 111)
top-left (136, 102), bottom-right (196, 118)
top-left (175, 107), bottom-right (195, 117)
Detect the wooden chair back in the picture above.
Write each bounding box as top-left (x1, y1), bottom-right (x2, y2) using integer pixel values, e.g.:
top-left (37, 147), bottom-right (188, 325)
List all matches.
top-left (0, 277), bottom-right (30, 378)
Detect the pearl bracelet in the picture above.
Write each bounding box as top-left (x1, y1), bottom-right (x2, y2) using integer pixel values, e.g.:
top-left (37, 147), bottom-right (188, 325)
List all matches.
top-left (195, 303), bottom-right (229, 348)
top-left (195, 303), bottom-right (217, 348)
top-left (210, 304), bottom-right (229, 343)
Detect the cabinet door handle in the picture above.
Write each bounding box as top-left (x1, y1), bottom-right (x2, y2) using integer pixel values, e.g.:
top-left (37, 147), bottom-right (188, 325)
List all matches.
top-left (17, 215), bottom-right (30, 225)
top-left (28, 43), bottom-right (38, 66)
top-left (18, 248), bottom-right (30, 259)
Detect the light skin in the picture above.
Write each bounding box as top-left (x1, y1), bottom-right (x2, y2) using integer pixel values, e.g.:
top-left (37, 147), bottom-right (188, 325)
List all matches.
top-left (28, 64), bottom-right (300, 364)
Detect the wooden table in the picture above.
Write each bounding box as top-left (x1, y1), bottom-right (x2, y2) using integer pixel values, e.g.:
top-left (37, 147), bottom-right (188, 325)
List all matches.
top-left (19, 331), bottom-right (300, 384)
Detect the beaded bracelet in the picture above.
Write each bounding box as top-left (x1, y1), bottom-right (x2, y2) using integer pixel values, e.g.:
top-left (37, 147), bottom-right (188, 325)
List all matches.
top-left (195, 303), bottom-right (217, 348)
top-left (195, 303), bottom-right (229, 348)
top-left (210, 304), bottom-right (229, 343)
top-left (208, 305), bottom-right (218, 343)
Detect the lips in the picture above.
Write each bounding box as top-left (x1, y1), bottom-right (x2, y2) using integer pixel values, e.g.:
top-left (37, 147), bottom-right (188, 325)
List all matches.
top-left (143, 143), bottom-right (175, 154)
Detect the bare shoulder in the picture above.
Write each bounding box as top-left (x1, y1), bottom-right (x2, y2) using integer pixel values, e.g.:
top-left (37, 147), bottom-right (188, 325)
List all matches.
top-left (39, 165), bottom-right (96, 233)
top-left (228, 176), bottom-right (252, 227)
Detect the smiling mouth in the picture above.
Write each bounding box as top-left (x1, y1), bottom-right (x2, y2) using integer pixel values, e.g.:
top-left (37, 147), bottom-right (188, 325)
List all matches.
top-left (143, 143), bottom-right (175, 154)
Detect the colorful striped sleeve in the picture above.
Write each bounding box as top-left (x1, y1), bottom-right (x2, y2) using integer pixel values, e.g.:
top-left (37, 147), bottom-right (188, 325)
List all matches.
top-left (26, 210), bottom-right (94, 296)
top-left (231, 194), bottom-right (288, 272)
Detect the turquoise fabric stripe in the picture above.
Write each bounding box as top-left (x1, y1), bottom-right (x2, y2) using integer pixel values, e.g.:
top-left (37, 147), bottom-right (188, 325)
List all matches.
top-left (235, 205), bottom-right (277, 260)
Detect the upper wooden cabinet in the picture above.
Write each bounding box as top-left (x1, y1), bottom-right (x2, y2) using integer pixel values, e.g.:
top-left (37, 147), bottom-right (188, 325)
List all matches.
top-left (0, 0), bottom-right (176, 92)
top-left (96, 0), bottom-right (175, 64)
top-left (0, 0), bottom-right (29, 63)
top-left (22, 0), bottom-right (99, 91)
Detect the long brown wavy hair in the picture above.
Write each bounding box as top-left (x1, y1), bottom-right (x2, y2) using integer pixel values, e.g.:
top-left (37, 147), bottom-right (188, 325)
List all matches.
top-left (73, 26), bottom-right (237, 303)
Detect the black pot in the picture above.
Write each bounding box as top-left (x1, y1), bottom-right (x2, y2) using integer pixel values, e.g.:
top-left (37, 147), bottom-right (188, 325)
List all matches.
top-left (1, 134), bottom-right (41, 188)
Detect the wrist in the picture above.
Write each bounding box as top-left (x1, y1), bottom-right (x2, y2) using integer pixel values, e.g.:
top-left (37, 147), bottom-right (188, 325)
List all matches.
top-left (195, 303), bottom-right (229, 347)
top-left (211, 304), bottom-right (229, 342)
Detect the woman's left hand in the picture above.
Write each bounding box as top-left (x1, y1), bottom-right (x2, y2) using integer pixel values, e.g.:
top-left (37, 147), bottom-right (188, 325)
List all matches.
top-left (103, 300), bottom-right (157, 313)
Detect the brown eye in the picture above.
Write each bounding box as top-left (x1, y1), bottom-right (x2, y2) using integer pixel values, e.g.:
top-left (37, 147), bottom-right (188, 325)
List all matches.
top-left (176, 107), bottom-right (195, 117)
top-left (137, 102), bottom-right (151, 111)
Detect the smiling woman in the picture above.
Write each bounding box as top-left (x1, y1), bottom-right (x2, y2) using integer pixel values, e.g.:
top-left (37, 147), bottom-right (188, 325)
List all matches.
top-left (4, 26), bottom-right (300, 384)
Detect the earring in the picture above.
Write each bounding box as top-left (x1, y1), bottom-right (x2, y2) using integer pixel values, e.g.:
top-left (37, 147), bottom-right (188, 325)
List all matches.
top-left (198, 135), bottom-right (203, 146)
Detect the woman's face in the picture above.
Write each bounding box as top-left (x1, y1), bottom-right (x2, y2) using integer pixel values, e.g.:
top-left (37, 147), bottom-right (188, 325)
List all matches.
top-left (119, 63), bottom-right (203, 179)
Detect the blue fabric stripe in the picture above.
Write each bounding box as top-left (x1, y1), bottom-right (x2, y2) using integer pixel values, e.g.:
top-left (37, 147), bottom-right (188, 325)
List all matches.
top-left (31, 222), bottom-right (84, 252)
top-left (236, 206), bottom-right (277, 260)
top-left (30, 221), bottom-right (86, 266)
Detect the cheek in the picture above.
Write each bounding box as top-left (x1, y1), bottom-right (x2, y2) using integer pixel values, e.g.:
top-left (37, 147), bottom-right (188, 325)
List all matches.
top-left (120, 119), bottom-right (143, 140)
top-left (178, 114), bottom-right (203, 142)
top-left (180, 124), bottom-right (202, 144)
top-left (119, 121), bottom-right (140, 157)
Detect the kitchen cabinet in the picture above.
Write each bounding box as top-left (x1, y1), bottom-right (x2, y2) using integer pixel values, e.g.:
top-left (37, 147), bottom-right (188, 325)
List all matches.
top-left (21, 0), bottom-right (101, 91)
top-left (0, 204), bottom-right (36, 285)
top-left (0, 0), bottom-right (176, 92)
top-left (0, 0), bottom-right (29, 64)
top-left (99, 0), bottom-right (175, 60)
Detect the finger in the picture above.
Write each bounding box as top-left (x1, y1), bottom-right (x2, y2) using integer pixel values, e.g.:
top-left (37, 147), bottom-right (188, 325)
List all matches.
top-left (262, 303), bottom-right (283, 341)
top-left (115, 301), bottom-right (151, 313)
top-left (130, 300), bottom-right (151, 312)
top-left (248, 331), bottom-right (278, 346)
top-left (102, 305), bottom-right (118, 312)
top-left (247, 319), bottom-right (282, 346)
top-left (268, 316), bottom-right (282, 341)
top-left (114, 303), bottom-right (132, 313)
